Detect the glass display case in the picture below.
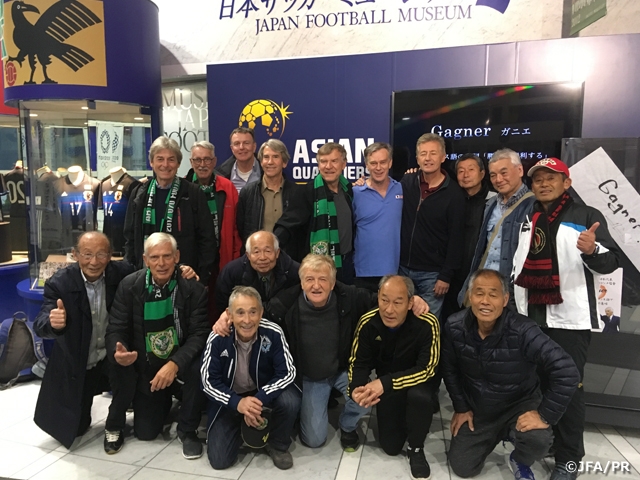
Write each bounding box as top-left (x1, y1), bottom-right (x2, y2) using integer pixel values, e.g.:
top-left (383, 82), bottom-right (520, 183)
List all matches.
top-left (0, 114), bottom-right (25, 258)
top-left (562, 137), bottom-right (640, 427)
top-left (20, 100), bottom-right (152, 288)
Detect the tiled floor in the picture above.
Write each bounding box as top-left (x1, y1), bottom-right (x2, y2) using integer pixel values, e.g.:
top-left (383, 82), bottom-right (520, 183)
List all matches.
top-left (2, 381), bottom-right (640, 479)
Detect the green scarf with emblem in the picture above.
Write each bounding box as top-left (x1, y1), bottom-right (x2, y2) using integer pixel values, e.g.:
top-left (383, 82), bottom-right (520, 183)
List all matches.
top-left (309, 174), bottom-right (350, 268)
top-left (143, 269), bottom-right (181, 369)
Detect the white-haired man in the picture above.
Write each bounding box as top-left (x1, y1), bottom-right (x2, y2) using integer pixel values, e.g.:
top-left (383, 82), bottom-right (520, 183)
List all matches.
top-left (185, 140), bottom-right (241, 271)
top-left (106, 232), bottom-right (210, 459)
top-left (124, 136), bottom-right (216, 284)
top-left (459, 148), bottom-right (535, 307)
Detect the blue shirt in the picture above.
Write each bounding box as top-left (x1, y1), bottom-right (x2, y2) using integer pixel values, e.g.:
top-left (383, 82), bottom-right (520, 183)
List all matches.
top-left (353, 178), bottom-right (403, 277)
top-left (230, 158), bottom-right (261, 193)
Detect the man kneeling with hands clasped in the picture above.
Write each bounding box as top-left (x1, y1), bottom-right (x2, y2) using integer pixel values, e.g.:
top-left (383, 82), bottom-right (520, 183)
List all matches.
top-left (201, 286), bottom-right (300, 470)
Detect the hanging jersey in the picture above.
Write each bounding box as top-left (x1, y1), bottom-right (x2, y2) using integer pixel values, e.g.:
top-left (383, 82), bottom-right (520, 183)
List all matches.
top-left (56, 175), bottom-right (100, 248)
top-left (99, 173), bottom-right (139, 255)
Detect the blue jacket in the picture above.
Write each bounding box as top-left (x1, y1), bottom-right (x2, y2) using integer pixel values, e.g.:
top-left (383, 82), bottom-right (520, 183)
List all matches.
top-left (201, 319), bottom-right (296, 429)
top-left (458, 188), bottom-right (535, 305)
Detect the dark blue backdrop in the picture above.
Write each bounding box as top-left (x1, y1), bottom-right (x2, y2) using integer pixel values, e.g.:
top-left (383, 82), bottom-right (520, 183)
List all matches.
top-left (208, 34), bottom-right (640, 181)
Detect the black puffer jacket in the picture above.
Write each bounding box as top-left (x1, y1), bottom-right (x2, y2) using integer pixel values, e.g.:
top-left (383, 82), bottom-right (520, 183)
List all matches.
top-left (105, 269), bottom-right (209, 381)
top-left (214, 250), bottom-right (300, 314)
top-left (442, 308), bottom-right (579, 425)
top-left (236, 176), bottom-right (298, 247)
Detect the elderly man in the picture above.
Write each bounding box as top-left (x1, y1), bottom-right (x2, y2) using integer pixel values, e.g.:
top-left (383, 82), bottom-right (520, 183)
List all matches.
top-left (348, 275), bottom-right (440, 479)
top-left (399, 133), bottom-right (466, 319)
top-left (601, 307), bottom-right (620, 334)
top-left (106, 233), bottom-right (210, 459)
top-left (459, 148), bottom-right (534, 307)
top-left (33, 232), bottom-right (135, 451)
top-left (442, 153), bottom-right (496, 318)
top-left (215, 127), bottom-right (262, 192)
top-left (201, 286), bottom-right (299, 470)
top-left (124, 136), bottom-right (216, 283)
top-left (185, 140), bottom-right (241, 271)
top-left (352, 142), bottom-right (403, 292)
top-left (513, 158), bottom-right (620, 480)
top-left (214, 231), bottom-right (300, 322)
top-left (266, 254), bottom-right (429, 451)
top-left (237, 139), bottom-right (298, 246)
top-left (443, 269), bottom-right (579, 480)
top-left (274, 142), bottom-right (355, 283)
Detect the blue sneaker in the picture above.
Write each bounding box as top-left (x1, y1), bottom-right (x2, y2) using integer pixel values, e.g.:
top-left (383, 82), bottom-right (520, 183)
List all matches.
top-left (508, 451), bottom-right (535, 480)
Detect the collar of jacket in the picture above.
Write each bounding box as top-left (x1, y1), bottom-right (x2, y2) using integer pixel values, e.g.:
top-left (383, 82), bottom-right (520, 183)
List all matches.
top-left (462, 307), bottom-right (507, 345)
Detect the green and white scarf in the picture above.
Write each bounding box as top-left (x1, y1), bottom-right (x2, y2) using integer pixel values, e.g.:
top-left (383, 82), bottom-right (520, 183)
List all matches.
top-left (142, 177), bottom-right (180, 242)
top-left (309, 174), bottom-right (350, 269)
top-left (192, 172), bottom-right (219, 242)
top-left (143, 269), bottom-right (181, 367)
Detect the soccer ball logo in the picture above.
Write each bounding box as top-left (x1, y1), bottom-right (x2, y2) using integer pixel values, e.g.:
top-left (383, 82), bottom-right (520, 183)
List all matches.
top-left (239, 99), bottom-right (292, 138)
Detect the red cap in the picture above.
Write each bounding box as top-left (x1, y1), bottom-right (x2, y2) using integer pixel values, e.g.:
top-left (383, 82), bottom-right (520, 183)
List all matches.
top-left (527, 157), bottom-right (570, 178)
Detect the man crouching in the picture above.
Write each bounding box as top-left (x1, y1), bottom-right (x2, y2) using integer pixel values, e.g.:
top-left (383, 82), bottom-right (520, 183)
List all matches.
top-left (201, 286), bottom-right (300, 470)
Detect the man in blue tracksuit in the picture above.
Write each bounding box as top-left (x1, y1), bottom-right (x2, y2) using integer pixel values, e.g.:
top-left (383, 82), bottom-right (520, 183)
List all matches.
top-left (201, 286), bottom-right (300, 470)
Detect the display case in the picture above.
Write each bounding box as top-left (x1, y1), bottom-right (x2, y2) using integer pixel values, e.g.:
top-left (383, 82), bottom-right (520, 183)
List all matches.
top-left (20, 100), bottom-right (152, 288)
top-left (562, 137), bottom-right (640, 427)
top-left (0, 114), bottom-right (25, 258)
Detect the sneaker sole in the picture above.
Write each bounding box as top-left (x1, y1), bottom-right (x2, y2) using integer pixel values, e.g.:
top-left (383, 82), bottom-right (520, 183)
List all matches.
top-left (104, 446), bottom-right (123, 455)
top-left (407, 455), bottom-right (431, 480)
top-left (342, 445), bottom-right (360, 453)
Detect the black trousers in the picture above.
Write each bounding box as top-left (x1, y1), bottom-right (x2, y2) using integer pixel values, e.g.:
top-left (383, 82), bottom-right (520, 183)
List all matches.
top-left (77, 358), bottom-right (136, 435)
top-left (376, 380), bottom-right (438, 456)
top-left (541, 328), bottom-right (590, 465)
top-left (448, 398), bottom-right (553, 478)
top-left (133, 358), bottom-right (207, 440)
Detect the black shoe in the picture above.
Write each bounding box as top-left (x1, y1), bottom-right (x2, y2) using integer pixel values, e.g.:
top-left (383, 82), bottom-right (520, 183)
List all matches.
top-left (407, 446), bottom-right (431, 479)
top-left (104, 429), bottom-right (124, 455)
top-left (268, 446), bottom-right (294, 470)
top-left (340, 428), bottom-right (360, 452)
top-left (178, 430), bottom-right (203, 459)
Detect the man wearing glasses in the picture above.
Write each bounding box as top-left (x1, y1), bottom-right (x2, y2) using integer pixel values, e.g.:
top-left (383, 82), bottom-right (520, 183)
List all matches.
top-left (185, 141), bottom-right (241, 271)
top-left (34, 232), bottom-right (136, 453)
top-left (215, 127), bottom-right (262, 193)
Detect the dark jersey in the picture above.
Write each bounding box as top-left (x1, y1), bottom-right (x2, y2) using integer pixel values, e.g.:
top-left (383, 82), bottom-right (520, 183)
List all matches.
top-left (99, 173), bottom-right (140, 255)
top-left (4, 167), bottom-right (26, 218)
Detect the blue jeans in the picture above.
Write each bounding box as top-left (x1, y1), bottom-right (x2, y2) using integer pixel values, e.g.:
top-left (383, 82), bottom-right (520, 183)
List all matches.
top-left (398, 266), bottom-right (444, 319)
top-left (207, 385), bottom-right (301, 470)
top-left (300, 371), bottom-right (369, 448)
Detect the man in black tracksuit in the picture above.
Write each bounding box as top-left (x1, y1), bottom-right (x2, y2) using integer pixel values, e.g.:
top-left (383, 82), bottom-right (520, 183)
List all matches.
top-left (348, 275), bottom-right (440, 480)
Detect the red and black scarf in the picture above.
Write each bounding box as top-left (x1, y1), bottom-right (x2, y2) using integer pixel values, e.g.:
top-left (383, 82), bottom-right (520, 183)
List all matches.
top-left (515, 192), bottom-right (573, 304)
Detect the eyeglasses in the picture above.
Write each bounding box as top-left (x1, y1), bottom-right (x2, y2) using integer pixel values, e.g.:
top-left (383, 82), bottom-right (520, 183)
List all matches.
top-left (78, 252), bottom-right (110, 261)
top-left (191, 157), bottom-right (214, 165)
top-left (231, 141), bottom-right (253, 148)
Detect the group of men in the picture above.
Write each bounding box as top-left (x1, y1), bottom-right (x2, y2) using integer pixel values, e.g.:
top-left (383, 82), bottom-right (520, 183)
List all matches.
top-left (32, 127), bottom-right (620, 480)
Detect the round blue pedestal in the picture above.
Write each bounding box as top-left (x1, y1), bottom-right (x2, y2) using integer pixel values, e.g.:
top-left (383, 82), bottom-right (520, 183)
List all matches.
top-left (16, 278), bottom-right (44, 322)
top-left (0, 262), bottom-right (29, 320)
top-left (16, 278), bottom-right (53, 357)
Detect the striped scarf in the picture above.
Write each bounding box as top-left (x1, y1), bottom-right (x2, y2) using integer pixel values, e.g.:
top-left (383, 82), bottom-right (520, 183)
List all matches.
top-left (192, 172), bottom-right (219, 242)
top-left (515, 192), bottom-right (573, 304)
top-left (143, 269), bottom-right (181, 368)
top-left (309, 174), bottom-right (350, 268)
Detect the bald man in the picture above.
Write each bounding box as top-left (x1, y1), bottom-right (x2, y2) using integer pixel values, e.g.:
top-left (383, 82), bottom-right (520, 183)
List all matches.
top-left (34, 232), bottom-right (136, 451)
